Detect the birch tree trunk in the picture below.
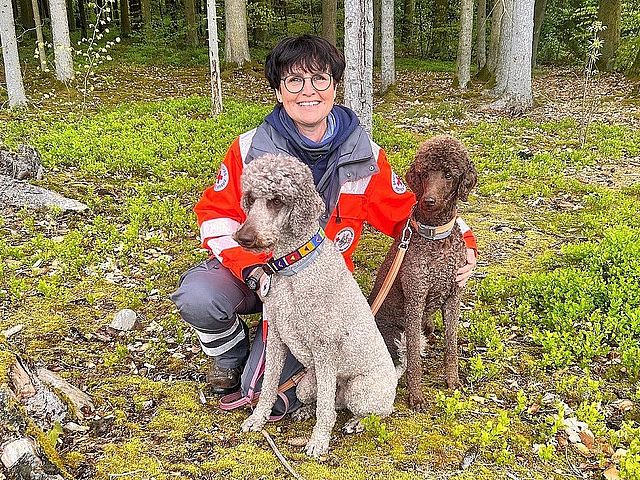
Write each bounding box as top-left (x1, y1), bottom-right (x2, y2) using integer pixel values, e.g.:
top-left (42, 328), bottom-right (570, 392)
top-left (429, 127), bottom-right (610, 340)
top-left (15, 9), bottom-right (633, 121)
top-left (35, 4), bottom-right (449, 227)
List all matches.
top-left (454, 0), bottom-right (474, 89)
top-left (32, 0), bottom-right (48, 71)
top-left (380, 0), bottom-right (394, 93)
top-left (485, 0), bottom-right (503, 75)
top-left (120, 0), bottom-right (131, 35)
top-left (531, 0), bottom-right (546, 69)
top-left (0, 0), bottom-right (28, 107)
top-left (50, 0), bottom-right (75, 81)
top-left (322, 0), bottom-right (337, 45)
top-left (491, 0), bottom-right (534, 113)
top-left (224, 0), bottom-right (250, 66)
top-left (185, 0), bottom-right (198, 45)
top-left (476, 0), bottom-right (486, 70)
top-left (596, 0), bottom-right (621, 72)
top-left (207, 0), bottom-right (223, 114)
top-left (344, 0), bottom-right (373, 133)
top-left (492, 0), bottom-right (513, 96)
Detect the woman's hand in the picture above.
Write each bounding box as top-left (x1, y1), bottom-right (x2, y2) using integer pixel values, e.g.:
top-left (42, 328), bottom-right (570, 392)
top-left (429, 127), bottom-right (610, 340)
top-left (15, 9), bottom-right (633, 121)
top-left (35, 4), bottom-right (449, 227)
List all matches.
top-left (455, 248), bottom-right (477, 288)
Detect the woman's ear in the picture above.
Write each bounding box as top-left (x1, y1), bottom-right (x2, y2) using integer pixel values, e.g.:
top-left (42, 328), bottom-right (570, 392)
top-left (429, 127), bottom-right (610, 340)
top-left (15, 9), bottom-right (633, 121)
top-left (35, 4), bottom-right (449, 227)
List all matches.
top-left (457, 162), bottom-right (478, 201)
top-left (275, 89), bottom-right (283, 103)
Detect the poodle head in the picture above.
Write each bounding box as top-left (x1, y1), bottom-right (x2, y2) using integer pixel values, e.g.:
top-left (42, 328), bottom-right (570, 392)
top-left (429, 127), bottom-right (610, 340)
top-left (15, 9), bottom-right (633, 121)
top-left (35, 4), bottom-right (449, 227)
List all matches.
top-left (405, 135), bottom-right (477, 215)
top-left (233, 153), bottom-right (325, 252)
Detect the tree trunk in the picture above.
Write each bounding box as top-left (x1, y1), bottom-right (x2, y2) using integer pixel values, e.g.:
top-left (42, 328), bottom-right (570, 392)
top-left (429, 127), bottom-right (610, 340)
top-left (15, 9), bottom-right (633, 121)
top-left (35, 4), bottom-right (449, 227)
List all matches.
top-left (531, 0), bottom-right (546, 69)
top-left (224, 0), bottom-right (250, 65)
top-left (400, 0), bottom-right (415, 51)
top-left (207, 0), bottom-right (222, 114)
top-left (50, 0), bottom-right (75, 81)
top-left (492, 0), bottom-right (512, 95)
top-left (454, 0), bottom-right (473, 89)
top-left (78, 0), bottom-right (87, 39)
top-left (429, 0), bottom-right (448, 59)
top-left (479, 0), bottom-right (502, 81)
top-left (140, 0), bottom-right (152, 29)
top-left (476, 0), bottom-right (486, 70)
top-left (120, 0), bottom-right (131, 36)
top-left (66, 0), bottom-right (75, 31)
top-left (32, 0), bottom-right (48, 70)
top-left (185, 0), bottom-right (198, 45)
top-left (373, 0), bottom-right (380, 65)
top-left (596, 0), bottom-right (621, 72)
top-left (380, 0), bottom-right (394, 93)
top-left (491, 0), bottom-right (534, 113)
top-left (19, 0), bottom-right (35, 30)
top-left (344, 0), bottom-right (373, 132)
top-left (322, 0), bottom-right (337, 45)
top-left (0, 0), bottom-right (28, 107)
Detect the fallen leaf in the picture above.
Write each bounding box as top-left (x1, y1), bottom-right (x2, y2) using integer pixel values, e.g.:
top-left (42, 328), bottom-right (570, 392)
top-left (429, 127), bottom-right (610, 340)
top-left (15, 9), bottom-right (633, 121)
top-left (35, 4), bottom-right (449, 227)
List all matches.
top-left (603, 465), bottom-right (620, 480)
top-left (612, 399), bottom-right (634, 412)
top-left (612, 448), bottom-right (628, 463)
top-left (528, 403), bottom-right (541, 414)
top-left (287, 437), bottom-right (308, 447)
top-left (579, 429), bottom-right (595, 449)
top-left (574, 443), bottom-right (592, 457)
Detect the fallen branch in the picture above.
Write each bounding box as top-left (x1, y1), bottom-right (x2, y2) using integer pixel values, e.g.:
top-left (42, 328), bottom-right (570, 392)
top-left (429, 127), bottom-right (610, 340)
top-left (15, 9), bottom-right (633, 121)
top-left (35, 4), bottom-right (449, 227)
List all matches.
top-left (261, 429), bottom-right (304, 480)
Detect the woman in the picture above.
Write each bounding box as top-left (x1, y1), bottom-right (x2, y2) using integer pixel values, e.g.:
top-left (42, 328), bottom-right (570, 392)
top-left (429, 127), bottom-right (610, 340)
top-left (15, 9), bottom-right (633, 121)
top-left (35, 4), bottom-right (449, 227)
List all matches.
top-left (171, 35), bottom-right (477, 407)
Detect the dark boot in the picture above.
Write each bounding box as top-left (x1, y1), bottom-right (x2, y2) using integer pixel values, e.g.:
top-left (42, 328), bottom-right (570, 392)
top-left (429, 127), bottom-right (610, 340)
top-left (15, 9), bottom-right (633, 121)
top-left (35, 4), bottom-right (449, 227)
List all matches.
top-left (206, 359), bottom-right (242, 394)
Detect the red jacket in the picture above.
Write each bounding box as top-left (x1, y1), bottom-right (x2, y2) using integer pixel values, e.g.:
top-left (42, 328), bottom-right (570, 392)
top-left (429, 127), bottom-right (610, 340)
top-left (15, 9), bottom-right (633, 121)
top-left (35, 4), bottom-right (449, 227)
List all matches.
top-left (195, 128), bottom-right (477, 280)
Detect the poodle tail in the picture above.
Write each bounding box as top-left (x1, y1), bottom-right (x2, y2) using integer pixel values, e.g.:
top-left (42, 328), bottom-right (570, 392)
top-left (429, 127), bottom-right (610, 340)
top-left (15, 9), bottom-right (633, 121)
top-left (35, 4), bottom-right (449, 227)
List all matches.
top-left (393, 332), bottom-right (428, 379)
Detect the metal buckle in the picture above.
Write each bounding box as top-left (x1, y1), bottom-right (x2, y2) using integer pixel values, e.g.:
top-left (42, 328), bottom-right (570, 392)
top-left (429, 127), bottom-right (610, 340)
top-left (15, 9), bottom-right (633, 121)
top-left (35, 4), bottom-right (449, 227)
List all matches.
top-left (262, 263), bottom-right (276, 276)
top-left (399, 218), bottom-right (413, 250)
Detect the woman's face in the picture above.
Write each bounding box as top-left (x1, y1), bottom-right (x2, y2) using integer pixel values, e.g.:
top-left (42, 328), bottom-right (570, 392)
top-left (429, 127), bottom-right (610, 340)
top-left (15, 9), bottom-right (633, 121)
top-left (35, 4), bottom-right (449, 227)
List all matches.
top-left (277, 66), bottom-right (336, 138)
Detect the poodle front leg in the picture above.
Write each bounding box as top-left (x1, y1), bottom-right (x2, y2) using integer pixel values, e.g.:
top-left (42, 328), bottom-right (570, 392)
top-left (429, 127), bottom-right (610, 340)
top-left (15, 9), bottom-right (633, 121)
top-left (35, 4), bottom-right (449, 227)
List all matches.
top-left (305, 359), bottom-right (337, 458)
top-left (442, 293), bottom-right (462, 389)
top-left (241, 330), bottom-right (287, 432)
top-left (404, 291), bottom-right (428, 411)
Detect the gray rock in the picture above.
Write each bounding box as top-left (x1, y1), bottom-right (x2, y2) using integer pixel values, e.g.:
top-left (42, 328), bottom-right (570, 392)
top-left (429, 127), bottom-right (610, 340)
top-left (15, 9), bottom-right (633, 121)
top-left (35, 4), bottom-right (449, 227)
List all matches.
top-left (109, 309), bottom-right (140, 331)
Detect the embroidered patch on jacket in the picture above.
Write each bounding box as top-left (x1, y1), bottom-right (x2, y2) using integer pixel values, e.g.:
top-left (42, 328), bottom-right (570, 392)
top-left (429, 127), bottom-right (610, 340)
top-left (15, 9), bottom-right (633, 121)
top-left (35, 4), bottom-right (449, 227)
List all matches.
top-left (391, 171), bottom-right (407, 194)
top-left (334, 227), bottom-right (355, 253)
top-left (214, 164), bottom-right (229, 191)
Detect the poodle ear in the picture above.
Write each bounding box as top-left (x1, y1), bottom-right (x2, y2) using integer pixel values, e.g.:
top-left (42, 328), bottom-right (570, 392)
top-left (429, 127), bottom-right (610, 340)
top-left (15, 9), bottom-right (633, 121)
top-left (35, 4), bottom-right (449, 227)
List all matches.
top-left (288, 183), bottom-right (324, 229)
top-left (457, 162), bottom-right (477, 202)
top-left (405, 163), bottom-right (423, 197)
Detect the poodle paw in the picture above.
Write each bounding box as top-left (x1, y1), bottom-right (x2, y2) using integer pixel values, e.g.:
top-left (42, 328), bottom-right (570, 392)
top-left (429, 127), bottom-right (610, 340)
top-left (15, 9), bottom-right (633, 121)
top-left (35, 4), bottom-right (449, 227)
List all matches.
top-left (241, 412), bottom-right (267, 432)
top-left (305, 434), bottom-right (330, 458)
top-left (342, 417), bottom-right (364, 434)
top-left (408, 392), bottom-right (428, 412)
top-left (291, 404), bottom-right (315, 422)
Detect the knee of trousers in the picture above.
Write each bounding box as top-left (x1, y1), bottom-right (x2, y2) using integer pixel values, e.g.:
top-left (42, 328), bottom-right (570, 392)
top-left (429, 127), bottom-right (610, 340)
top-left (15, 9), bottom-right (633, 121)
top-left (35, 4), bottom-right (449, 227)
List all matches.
top-left (171, 279), bottom-right (239, 332)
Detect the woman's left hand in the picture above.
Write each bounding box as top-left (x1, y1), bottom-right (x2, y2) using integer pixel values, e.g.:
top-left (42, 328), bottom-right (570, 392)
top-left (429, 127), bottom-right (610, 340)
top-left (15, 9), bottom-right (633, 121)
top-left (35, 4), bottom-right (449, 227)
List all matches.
top-left (455, 248), bottom-right (477, 288)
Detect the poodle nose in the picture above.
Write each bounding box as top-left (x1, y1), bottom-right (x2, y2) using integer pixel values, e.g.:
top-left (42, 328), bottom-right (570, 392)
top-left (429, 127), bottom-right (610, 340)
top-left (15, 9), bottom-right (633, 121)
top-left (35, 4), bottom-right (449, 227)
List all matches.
top-left (423, 197), bottom-right (436, 207)
top-left (235, 228), bottom-right (256, 247)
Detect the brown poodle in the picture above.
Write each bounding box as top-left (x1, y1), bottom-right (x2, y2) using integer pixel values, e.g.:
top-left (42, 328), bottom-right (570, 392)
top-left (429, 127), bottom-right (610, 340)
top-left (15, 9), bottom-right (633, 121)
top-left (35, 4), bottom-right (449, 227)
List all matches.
top-left (370, 135), bottom-right (477, 411)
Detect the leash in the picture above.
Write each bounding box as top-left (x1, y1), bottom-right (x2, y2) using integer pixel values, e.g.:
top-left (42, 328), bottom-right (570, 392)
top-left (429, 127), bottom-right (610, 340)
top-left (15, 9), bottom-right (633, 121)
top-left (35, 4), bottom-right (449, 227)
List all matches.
top-left (370, 216), bottom-right (413, 316)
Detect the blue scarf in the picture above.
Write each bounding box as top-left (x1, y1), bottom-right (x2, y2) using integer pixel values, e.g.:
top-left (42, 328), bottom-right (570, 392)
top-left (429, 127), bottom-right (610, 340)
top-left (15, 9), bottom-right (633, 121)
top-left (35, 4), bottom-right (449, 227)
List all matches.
top-left (265, 104), bottom-right (360, 191)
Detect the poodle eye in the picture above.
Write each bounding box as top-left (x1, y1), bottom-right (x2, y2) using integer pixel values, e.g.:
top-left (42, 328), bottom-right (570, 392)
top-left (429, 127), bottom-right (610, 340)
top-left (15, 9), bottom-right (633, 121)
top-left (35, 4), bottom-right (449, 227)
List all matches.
top-left (268, 198), bottom-right (284, 208)
top-left (444, 172), bottom-right (453, 180)
top-left (245, 194), bottom-right (255, 206)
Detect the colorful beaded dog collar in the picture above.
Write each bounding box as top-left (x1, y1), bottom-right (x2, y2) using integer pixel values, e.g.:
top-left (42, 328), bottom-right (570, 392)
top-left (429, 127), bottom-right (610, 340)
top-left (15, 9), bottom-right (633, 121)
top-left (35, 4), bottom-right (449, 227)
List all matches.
top-left (263, 228), bottom-right (326, 275)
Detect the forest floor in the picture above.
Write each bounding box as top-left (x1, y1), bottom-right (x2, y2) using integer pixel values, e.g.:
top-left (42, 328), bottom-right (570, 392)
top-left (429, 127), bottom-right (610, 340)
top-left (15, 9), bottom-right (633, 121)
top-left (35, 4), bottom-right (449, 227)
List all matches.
top-left (1, 57), bottom-right (640, 480)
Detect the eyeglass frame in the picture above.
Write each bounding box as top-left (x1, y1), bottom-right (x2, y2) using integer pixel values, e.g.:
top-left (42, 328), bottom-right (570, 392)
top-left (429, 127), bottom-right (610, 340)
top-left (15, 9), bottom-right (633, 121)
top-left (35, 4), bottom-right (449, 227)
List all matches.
top-left (280, 73), bottom-right (334, 94)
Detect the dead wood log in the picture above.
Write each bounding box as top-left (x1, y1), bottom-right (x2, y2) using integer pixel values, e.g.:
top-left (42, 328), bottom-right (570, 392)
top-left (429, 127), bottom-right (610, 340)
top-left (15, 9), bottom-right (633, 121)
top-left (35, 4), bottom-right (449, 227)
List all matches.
top-left (0, 175), bottom-right (87, 212)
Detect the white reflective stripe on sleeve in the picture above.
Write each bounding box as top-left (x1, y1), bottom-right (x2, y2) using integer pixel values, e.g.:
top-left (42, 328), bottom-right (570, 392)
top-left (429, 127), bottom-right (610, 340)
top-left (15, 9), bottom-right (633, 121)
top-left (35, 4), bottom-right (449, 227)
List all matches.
top-left (370, 139), bottom-right (381, 158)
top-left (206, 236), bottom-right (241, 257)
top-left (200, 328), bottom-right (246, 356)
top-left (200, 218), bottom-right (241, 240)
top-left (340, 177), bottom-right (371, 195)
top-left (239, 128), bottom-right (257, 163)
top-left (456, 217), bottom-right (470, 234)
top-left (194, 318), bottom-right (240, 343)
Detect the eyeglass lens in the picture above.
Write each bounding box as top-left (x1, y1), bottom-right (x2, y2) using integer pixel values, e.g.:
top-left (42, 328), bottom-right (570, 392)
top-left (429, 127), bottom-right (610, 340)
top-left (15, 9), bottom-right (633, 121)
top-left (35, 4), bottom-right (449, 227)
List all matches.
top-left (283, 74), bottom-right (332, 93)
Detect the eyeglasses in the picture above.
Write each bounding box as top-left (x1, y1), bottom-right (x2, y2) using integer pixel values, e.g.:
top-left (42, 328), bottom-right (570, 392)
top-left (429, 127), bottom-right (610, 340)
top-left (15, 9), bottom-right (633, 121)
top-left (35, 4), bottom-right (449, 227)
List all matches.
top-left (281, 73), bottom-right (333, 94)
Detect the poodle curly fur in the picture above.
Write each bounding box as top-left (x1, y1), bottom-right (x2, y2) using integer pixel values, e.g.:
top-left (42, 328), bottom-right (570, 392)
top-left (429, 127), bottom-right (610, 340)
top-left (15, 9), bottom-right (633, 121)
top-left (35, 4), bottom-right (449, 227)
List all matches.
top-left (370, 135), bottom-right (477, 411)
top-left (235, 153), bottom-right (398, 458)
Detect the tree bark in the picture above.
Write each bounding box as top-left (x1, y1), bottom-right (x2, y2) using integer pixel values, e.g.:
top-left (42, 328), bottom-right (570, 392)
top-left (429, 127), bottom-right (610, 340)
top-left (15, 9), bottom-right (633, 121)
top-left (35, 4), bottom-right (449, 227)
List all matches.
top-left (344, 0), bottom-right (373, 132)
top-left (491, 0), bottom-right (534, 113)
top-left (207, 0), bottom-right (223, 114)
top-left (19, 0), bottom-right (35, 30)
top-left (32, 0), bottom-right (48, 71)
top-left (373, 0), bottom-right (380, 64)
top-left (0, 0), bottom-right (28, 107)
top-left (400, 0), bottom-right (415, 52)
top-left (66, 0), bottom-right (75, 31)
top-left (380, 0), bottom-right (394, 93)
top-left (429, 0), bottom-right (448, 59)
top-left (492, 0), bottom-right (512, 95)
top-left (185, 0), bottom-right (198, 45)
top-left (596, 0), bottom-right (621, 72)
top-left (454, 0), bottom-right (473, 89)
top-left (476, 0), bottom-right (486, 70)
top-left (531, 0), bottom-right (546, 69)
top-left (322, 0), bottom-right (337, 45)
top-left (50, 0), bottom-right (75, 81)
top-left (140, 0), bottom-right (152, 30)
top-left (120, 0), bottom-right (131, 36)
top-left (78, 0), bottom-right (87, 39)
top-left (224, 0), bottom-right (250, 65)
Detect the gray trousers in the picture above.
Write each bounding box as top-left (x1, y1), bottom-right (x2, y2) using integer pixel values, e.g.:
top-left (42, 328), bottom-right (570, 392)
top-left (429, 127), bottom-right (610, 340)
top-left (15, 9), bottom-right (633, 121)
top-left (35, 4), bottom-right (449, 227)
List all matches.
top-left (170, 258), bottom-right (261, 368)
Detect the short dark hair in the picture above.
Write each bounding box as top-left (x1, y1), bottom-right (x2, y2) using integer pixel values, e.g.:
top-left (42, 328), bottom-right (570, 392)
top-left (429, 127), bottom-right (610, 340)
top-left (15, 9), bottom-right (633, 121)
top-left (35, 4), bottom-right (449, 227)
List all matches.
top-left (264, 35), bottom-right (346, 90)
